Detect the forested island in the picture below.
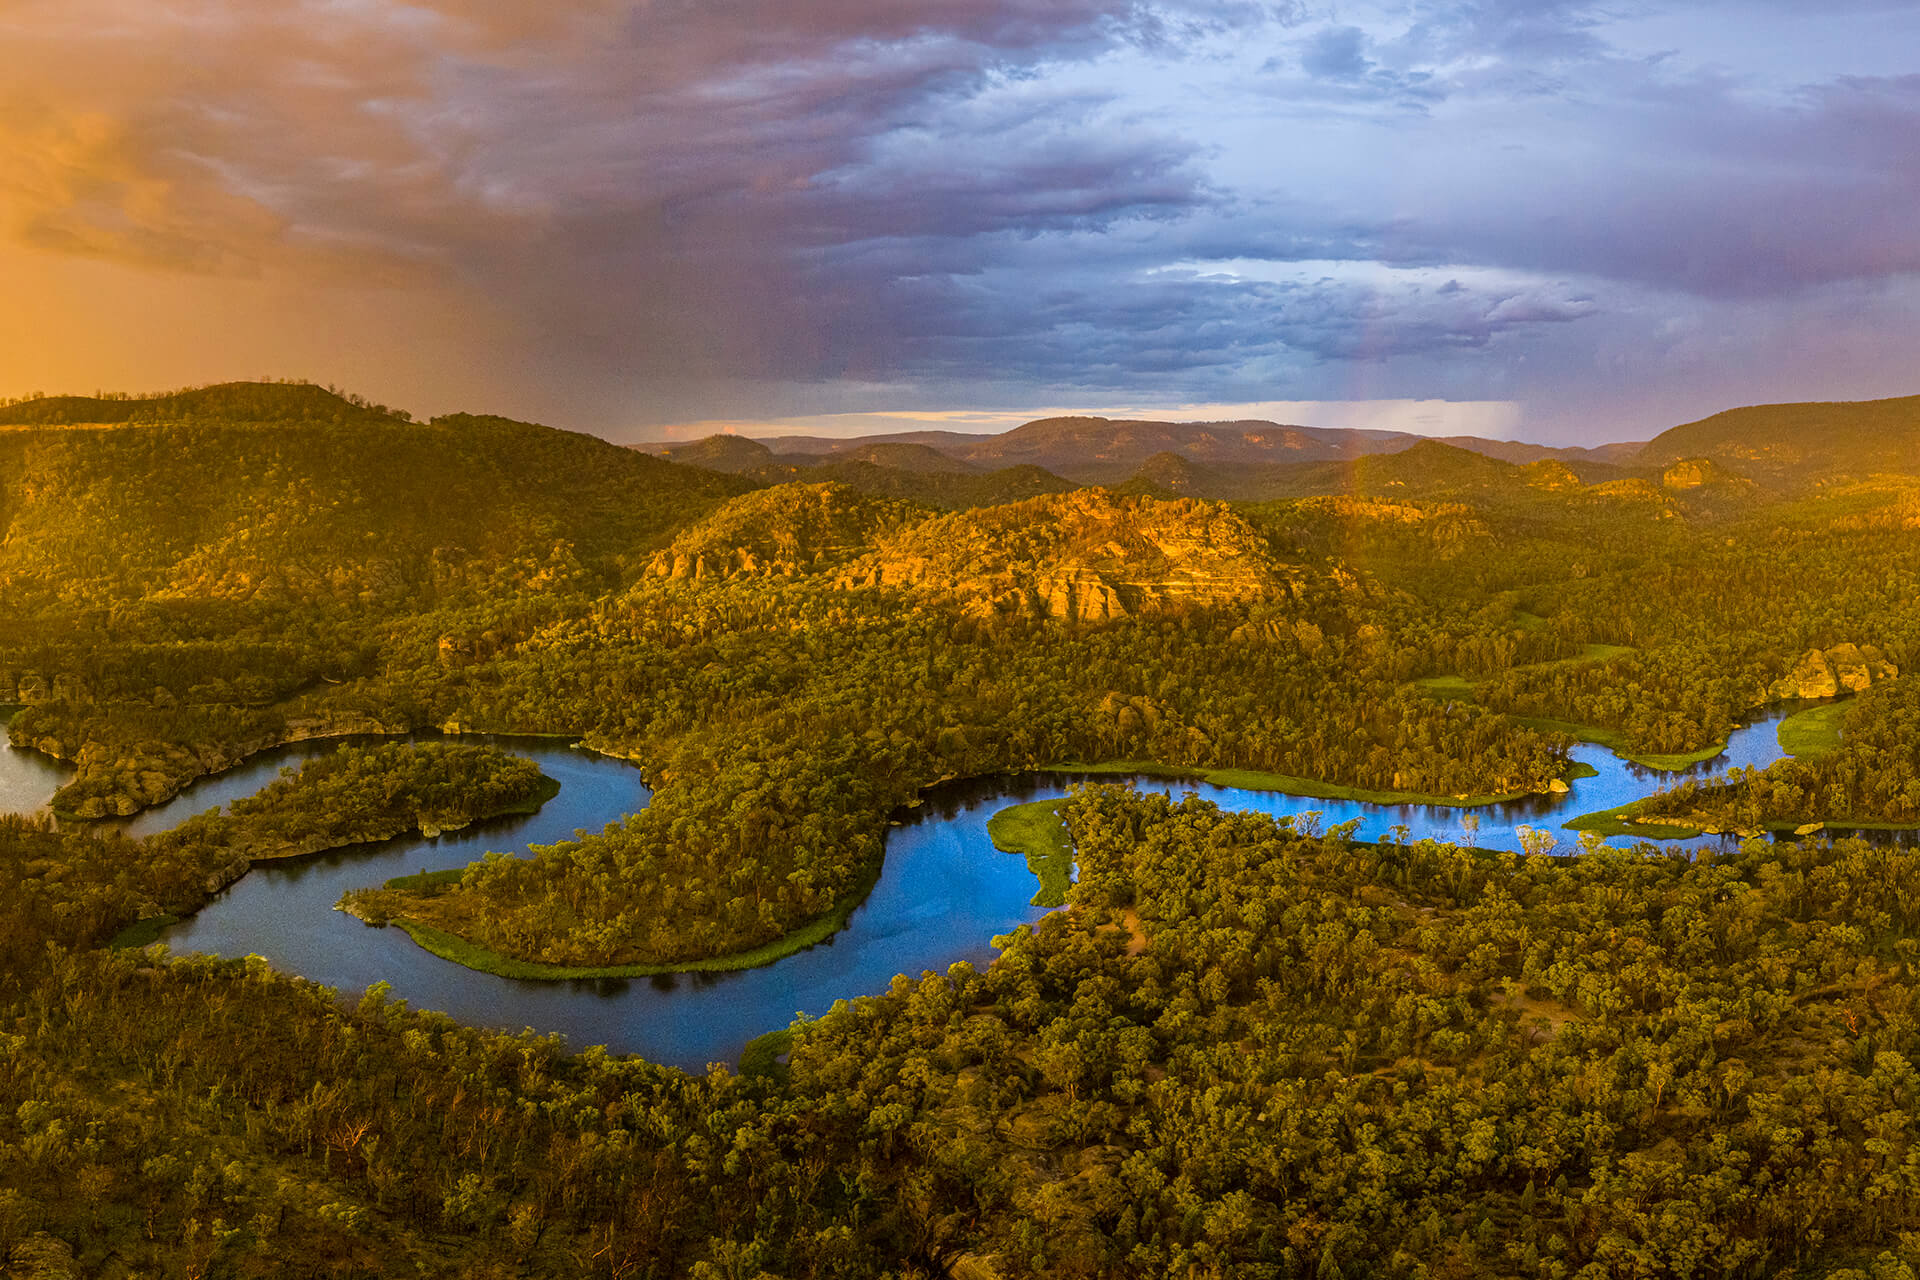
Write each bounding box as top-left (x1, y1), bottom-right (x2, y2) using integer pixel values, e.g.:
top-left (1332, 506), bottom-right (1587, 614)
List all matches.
top-left (5, 381), bottom-right (1920, 1276)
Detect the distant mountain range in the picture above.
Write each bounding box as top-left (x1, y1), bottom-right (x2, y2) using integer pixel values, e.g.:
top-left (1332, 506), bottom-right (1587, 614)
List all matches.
top-left (636, 394), bottom-right (1920, 505)
top-left (644, 414), bottom-right (1643, 483)
top-left (4, 382), bottom-right (1913, 524)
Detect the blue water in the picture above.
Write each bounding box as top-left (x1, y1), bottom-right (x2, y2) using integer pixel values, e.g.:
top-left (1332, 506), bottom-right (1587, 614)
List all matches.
top-left (0, 706), bottom-right (1849, 1068)
top-left (0, 708), bottom-right (74, 814)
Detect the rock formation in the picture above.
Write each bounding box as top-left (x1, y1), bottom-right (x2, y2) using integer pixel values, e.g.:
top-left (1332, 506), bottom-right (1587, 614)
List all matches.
top-left (646, 483), bottom-right (921, 582)
top-left (1768, 644), bottom-right (1899, 700)
top-left (1660, 457), bottom-right (1749, 491)
top-left (834, 489), bottom-right (1298, 621)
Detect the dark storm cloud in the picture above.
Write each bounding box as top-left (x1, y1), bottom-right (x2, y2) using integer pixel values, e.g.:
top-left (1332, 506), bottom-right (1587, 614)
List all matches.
top-left (1, 0), bottom-right (1916, 436)
top-left (1408, 70), bottom-right (1920, 299)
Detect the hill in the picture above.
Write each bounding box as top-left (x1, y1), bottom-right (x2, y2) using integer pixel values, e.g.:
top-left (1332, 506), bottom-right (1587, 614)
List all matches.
top-left (0, 393), bottom-right (744, 611)
top-left (660, 434), bottom-right (777, 473)
top-left (1638, 395), bottom-right (1920, 481)
top-left (638, 415), bottom-right (1630, 483)
top-left (1120, 439), bottom-right (1562, 503)
top-left (642, 395), bottom-right (1920, 493)
top-left (646, 483), bottom-right (923, 581)
top-left (0, 380), bottom-right (404, 427)
top-left (829, 442), bottom-right (978, 473)
top-left (1342, 439), bottom-right (1528, 494)
top-left (765, 459), bottom-right (1077, 509)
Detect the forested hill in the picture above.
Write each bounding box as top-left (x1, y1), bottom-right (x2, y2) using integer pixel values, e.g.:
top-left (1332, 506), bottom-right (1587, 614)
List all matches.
top-left (649, 393), bottom-right (1920, 505)
top-left (0, 380), bottom-right (402, 427)
top-left (651, 414), bottom-right (1624, 488)
top-left (1637, 394), bottom-right (1920, 480)
top-left (0, 392), bottom-right (745, 610)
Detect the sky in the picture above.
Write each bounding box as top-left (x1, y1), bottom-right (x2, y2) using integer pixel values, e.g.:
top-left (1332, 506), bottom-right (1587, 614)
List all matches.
top-left (2, 2), bottom-right (1917, 446)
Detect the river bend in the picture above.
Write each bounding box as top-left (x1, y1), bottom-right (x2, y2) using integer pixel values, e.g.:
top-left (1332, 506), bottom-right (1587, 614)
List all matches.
top-left (0, 707), bottom-right (1838, 1068)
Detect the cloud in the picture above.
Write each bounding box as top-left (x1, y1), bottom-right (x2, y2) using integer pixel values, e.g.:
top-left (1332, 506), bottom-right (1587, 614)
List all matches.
top-left (0, 0), bottom-right (1915, 444)
top-left (0, 105), bottom-right (282, 274)
top-left (1302, 27), bottom-right (1373, 80)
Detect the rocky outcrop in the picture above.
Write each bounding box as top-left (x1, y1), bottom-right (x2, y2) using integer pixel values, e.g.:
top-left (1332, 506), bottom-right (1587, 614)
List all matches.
top-left (1769, 644), bottom-right (1898, 700)
top-left (1660, 457), bottom-right (1750, 491)
top-left (0, 670), bottom-right (76, 704)
top-left (646, 483), bottom-right (921, 582)
top-left (1592, 478), bottom-right (1668, 505)
top-left (1524, 460), bottom-right (1583, 491)
top-left (834, 489), bottom-right (1297, 621)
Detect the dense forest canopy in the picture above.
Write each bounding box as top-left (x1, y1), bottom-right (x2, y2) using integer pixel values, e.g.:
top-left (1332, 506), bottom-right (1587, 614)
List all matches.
top-left (5, 381), bottom-right (1920, 1276)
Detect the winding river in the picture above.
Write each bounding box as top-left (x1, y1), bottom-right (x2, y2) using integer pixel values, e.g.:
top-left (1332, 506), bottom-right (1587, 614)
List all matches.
top-left (0, 705), bottom-right (1837, 1069)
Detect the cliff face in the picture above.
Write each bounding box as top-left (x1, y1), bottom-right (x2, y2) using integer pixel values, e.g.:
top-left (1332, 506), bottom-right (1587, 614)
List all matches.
top-left (1525, 460), bottom-right (1584, 491)
top-left (646, 483), bottom-right (921, 581)
top-left (834, 489), bottom-right (1296, 620)
top-left (1660, 457), bottom-right (1750, 491)
top-left (1769, 644), bottom-right (1900, 700)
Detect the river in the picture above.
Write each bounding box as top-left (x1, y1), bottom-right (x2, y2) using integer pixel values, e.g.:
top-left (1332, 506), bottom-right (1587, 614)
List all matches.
top-left (0, 705), bottom-right (1831, 1069)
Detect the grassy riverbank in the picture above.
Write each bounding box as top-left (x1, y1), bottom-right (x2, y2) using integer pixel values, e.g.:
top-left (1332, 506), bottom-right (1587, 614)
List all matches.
top-left (1505, 714), bottom-right (1728, 771)
top-left (106, 914), bottom-right (181, 950)
top-left (1037, 759), bottom-right (1583, 808)
top-left (1778, 701), bottom-right (1851, 759)
top-left (1562, 803), bottom-right (1704, 841)
top-left (370, 855), bottom-right (885, 981)
top-left (986, 799), bottom-right (1074, 906)
top-left (1564, 802), bottom-right (1920, 842)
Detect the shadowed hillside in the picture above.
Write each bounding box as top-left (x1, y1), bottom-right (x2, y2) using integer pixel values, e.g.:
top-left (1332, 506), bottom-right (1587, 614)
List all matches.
top-left (770, 458), bottom-right (1078, 509)
top-left (646, 483), bottom-right (923, 581)
top-left (660, 431), bottom-right (1077, 508)
top-left (1119, 438), bottom-right (1629, 503)
top-left (1639, 395), bottom-right (1920, 481)
top-left (660, 433), bottom-right (777, 473)
top-left (0, 391), bottom-right (745, 611)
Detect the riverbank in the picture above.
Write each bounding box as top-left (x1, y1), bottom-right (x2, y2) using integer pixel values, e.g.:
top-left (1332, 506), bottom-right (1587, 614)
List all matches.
top-left (1505, 714), bottom-right (1729, 771)
top-left (27, 711), bottom-right (598, 822)
top-left (354, 852), bottom-right (887, 981)
top-left (104, 751), bottom-right (562, 953)
top-left (986, 799), bottom-right (1074, 906)
top-left (1036, 758), bottom-right (1596, 808)
top-left (1778, 701), bottom-right (1850, 759)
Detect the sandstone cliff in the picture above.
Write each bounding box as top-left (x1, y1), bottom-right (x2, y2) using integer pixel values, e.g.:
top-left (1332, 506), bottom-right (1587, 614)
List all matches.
top-left (1660, 457), bottom-right (1751, 491)
top-left (1768, 644), bottom-right (1899, 700)
top-left (834, 489), bottom-right (1296, 621)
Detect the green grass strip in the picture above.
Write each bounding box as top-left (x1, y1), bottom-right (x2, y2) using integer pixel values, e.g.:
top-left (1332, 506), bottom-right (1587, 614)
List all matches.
top-left (738, 1028), bottom-right (794, 1080)
top-left (1040, 760), bottom-right (1546, 809)
top-left (1777, 701), bottom-right (1850, 760)
top-left (383, 867), bottom-right (466, 891)
top-left (106, 915), bottom-right (180, 950)
top-left (986, 798), bottom-right (1074, 907)
top-left (385, 856), bottom-right (884, 981)
top-left (1506, 715), bottom-right (1725, 771)
top-left (1562, 804), bottom-right (1701, 841)
top-left (1412, 675), bottom-right (1478, 700)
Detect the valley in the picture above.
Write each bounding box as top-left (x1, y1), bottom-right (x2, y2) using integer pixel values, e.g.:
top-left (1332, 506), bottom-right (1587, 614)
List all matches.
top-left (6, 382), bottom-right (1920, 1276)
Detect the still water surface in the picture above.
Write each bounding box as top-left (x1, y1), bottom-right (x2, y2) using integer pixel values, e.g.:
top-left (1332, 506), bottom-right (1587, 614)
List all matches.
top-left (0, 707), bottom-right (1820, 1068)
